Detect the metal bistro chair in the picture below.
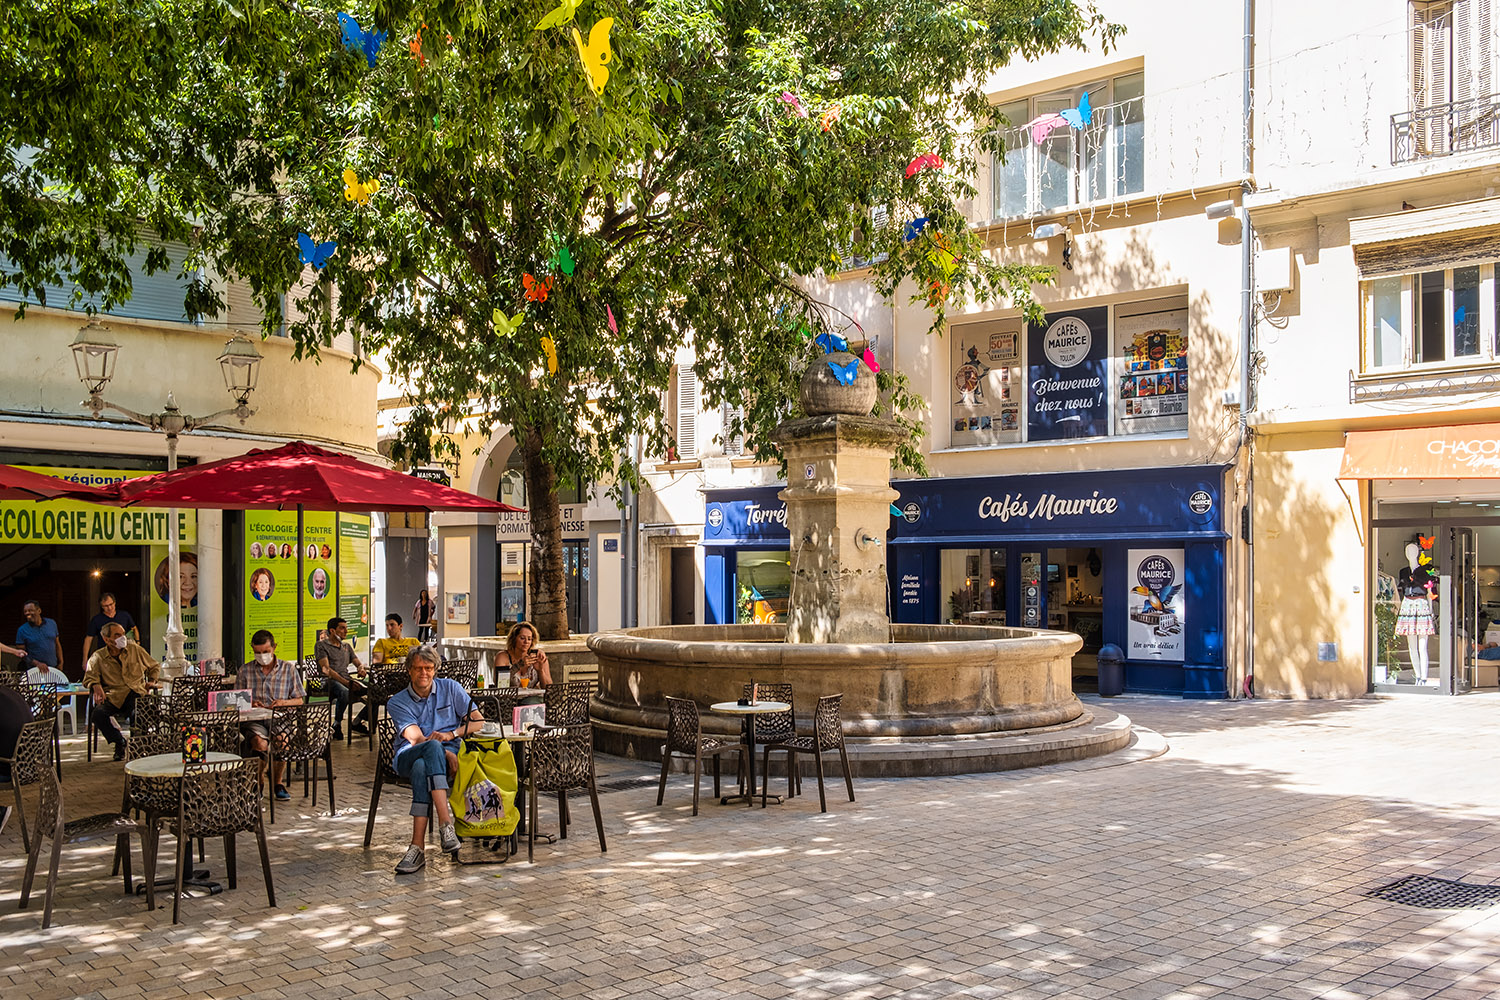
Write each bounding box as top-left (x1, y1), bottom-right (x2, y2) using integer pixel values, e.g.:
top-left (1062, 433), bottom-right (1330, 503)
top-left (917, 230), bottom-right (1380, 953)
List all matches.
top-left (742, 681), bottom-right (795, 797)
top-left (173, 675), bottom-right (231, 712)
top-left (182, 710), bottom-right (244, 756)
top-left (438, 658), bottom-right (479, 690)
top-left (545, 680), bottom-right (594, 726)
top-left (364, 716), bottom-right (419, 846)
top-left (525, 722), bottom-right (606, 863)
top-left (361, 666), bottom-right (410, 750)
top-left (300, 658), bottom-right (330, 703)
top-left (20, 682), bottom-right (62, 779)
top-left (112, 730), bottom-right (189, 878)
top-left (268, 703), bottom-right (335, 823)
top-left (473, 687), bottom-right (518, 730)
top-left (146, 757), bottom-right (274, 924)
top-left (2, 719), bottom-right (58, 853)
top-left (19, 763), bottom-right (152, 928)
top-left (657, 696), bottom-right (747, 816)
top-left (763, 693), bottom-right (855, 812)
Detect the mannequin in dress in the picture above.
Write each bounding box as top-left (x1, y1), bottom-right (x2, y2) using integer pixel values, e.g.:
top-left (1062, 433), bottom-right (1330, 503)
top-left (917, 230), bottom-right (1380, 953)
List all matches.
top-left (1396, 542), bottom-right (1436, 683)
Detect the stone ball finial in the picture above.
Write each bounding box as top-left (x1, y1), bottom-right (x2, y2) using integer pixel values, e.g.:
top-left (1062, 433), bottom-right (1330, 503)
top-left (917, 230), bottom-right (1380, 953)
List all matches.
top-left (800, 352), bottom-right (878, 416)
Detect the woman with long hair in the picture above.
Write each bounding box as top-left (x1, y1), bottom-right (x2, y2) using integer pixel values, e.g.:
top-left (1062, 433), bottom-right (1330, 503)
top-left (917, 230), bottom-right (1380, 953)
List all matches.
top-left (497, 621), bottom-right (551, 689)
top-left (414, 588), bottom-right (436, 641)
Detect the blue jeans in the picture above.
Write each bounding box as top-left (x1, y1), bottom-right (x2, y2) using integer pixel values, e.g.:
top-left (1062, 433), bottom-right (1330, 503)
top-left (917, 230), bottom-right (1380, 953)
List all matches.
top-left (326, 676), bottom-right (366, 728)
top-left (395, 740), bottom-right (451, 818)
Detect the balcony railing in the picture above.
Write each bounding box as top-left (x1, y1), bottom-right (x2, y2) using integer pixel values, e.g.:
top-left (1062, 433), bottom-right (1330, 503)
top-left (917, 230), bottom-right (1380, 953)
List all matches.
top-left (1391, 94), bottom-right (1500, 165)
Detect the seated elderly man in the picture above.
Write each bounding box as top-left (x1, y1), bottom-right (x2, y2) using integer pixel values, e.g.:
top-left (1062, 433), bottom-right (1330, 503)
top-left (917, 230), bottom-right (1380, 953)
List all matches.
top-left (82, 623), bottom-right (161, 760)
top-left (385, 645), bottom-right (483, 874)
top-left (240, 629), bottom-right (305, 800)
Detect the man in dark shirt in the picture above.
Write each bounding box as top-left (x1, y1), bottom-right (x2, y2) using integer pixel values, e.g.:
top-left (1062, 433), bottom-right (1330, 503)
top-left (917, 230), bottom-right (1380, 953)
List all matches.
top-left (82, 592), bottom-right (139, 666)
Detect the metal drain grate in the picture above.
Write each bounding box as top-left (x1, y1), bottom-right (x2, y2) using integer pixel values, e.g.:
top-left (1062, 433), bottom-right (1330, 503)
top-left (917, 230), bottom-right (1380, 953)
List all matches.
top-left (1366, 874), bottom-right (1500, 910)
top-left (594, 775), bottom-right (662, 794)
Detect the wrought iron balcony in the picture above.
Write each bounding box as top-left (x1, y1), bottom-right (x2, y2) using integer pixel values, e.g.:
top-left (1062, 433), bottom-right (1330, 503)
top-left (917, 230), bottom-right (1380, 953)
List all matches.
top-left (1391, 95), bottom-right (1500, 165)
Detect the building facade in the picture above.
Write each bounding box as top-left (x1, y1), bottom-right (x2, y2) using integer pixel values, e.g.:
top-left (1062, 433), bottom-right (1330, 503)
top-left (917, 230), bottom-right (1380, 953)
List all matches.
top-left (0, 262), bottom-right (380, 671)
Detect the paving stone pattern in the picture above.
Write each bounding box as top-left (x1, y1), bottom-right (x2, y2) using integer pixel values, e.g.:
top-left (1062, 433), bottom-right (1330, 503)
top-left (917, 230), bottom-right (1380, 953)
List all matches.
top-left (2, 694), bottom-right (1498, 1000)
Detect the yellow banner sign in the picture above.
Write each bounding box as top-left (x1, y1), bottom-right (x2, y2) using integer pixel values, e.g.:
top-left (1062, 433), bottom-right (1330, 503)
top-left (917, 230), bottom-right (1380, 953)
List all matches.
top-left (0, 466), bottom-right (196, 545)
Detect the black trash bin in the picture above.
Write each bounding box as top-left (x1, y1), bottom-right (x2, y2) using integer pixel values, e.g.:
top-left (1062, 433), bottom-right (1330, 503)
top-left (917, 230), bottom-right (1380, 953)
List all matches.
top-left (1096, 643), bottom-right (1125, 697)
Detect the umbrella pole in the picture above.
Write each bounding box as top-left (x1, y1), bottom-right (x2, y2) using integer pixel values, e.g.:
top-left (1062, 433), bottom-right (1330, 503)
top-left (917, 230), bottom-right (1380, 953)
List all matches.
top-left (297, 504), bottom-right (305, 665)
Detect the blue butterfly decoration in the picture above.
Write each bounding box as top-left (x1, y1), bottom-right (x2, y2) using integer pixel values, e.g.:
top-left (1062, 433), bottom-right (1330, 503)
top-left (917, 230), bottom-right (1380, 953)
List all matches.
top-left (1059, 91), bottom-right (1092, 130)
top-left (903, 217), bottom-right (931, 242)
top-left (815, 331), bottom-right (849, 354)
top-left (337, 12), bottom-right (386, 69)
top-left (297, 232), bottom-right (338, 270)
top-left (828, 359), bottom-right (860, 385)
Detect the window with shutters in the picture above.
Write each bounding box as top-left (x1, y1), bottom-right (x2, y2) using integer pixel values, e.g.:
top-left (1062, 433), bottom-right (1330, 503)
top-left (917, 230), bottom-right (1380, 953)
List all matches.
top-left (720, 402), bottom-right (746, 457)
top-left (1395, 1), bottom-right (1499, 162)
top-left (0, 237), bottom-right (203, 324)
top-left (1360, 260), bottom-right (1500, 371)
top-left (663, 365), bottom-right (699, 462)
top-left (992, 72), bottom-right (1145, 221)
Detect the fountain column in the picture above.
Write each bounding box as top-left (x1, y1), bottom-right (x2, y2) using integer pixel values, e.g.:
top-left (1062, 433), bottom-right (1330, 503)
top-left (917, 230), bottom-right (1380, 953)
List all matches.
top-left (771, 353), bottom-right (906, 644)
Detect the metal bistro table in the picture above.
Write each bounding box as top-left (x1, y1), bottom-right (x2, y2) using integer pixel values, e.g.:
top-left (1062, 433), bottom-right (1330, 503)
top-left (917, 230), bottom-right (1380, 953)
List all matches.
top-left (124, 751), bottom-right (240, 896)
top-left (709, 700), bottom-right (791, 806)
top-left (457, 723), bottom-right (543, 863)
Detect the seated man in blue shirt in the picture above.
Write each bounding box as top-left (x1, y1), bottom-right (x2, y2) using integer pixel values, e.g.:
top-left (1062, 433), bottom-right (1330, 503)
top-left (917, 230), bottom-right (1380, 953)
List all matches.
top-left (385, 645), bottom-right (482, 874)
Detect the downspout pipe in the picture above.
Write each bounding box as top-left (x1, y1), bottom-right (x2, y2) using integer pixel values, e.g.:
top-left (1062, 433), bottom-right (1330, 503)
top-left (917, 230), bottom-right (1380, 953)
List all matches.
top-left (1239, 0), bottom-right (1256, 697)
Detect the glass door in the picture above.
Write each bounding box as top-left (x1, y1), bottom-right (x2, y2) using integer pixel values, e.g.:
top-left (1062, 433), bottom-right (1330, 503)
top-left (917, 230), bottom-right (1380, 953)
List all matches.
top-left (1444, 527), bottom-right (1477, 693)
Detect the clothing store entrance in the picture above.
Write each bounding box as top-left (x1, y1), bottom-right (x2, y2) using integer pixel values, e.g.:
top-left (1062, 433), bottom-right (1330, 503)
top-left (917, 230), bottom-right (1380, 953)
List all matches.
top-left (1370, 497), bottom-right (1500, 694)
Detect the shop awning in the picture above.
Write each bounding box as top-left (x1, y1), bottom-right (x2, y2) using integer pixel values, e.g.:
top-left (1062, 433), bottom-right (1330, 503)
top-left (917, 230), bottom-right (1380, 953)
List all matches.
top-left (1339, 423), bottom-right (1500, 479)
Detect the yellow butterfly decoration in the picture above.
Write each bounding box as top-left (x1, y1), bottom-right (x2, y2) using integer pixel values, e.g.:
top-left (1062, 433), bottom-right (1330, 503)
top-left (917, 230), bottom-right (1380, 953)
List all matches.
top-left (342, 168), bottom-right (381, 205)
top-left (540, 335), bottom-right (559, 375)
top-left (493, 309), bottom-right (526, 337)
top-left (571, 18), bottom-right (613, 96)
top-left (535, 0), bottom-right (582, 31)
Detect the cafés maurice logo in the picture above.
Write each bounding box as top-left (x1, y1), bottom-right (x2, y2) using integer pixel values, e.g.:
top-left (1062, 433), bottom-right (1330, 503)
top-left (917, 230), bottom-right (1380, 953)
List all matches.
top-left (978, 491), bottom-right (1120, 523)
top-left (1028, 307), bottom-right (1109, 440)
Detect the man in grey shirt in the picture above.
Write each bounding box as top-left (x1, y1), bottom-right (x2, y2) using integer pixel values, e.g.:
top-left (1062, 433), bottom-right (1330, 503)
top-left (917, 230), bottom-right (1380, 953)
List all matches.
top-left (316, 617), bottom-right (367, 739)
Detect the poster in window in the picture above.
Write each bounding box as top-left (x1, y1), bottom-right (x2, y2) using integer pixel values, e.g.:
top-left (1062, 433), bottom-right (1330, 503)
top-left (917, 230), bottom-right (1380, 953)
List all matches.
top-left (1115, 306), bottom-right (1188, 429)
top-left (951, 320), bottom-right (1022, 446)
top-left (1027, 307), bottom-right (1109, 440)
top-left (1125, 548), bottom-right (1185, 662)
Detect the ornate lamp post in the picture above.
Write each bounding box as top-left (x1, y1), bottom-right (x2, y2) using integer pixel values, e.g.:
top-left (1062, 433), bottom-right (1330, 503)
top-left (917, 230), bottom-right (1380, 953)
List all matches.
top-left (71, 322), bottom-right (263, 676)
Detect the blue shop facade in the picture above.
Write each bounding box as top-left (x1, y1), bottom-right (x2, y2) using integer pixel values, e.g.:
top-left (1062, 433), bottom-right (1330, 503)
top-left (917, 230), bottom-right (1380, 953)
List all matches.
top-left (702, 464), bottom-right (1230, 698)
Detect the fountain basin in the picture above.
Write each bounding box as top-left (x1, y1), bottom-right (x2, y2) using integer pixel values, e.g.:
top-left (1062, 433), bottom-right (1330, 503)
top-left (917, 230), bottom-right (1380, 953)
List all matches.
top-left (587, 623), bottom-right (1126, 774)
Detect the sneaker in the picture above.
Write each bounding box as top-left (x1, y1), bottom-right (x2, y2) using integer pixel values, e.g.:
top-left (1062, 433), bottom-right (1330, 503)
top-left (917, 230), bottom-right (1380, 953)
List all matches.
top-left (274, 785), bottom-right (291, 801)
top-left (439, 822), bottom-right (460, 854)
top-left (112, 743), bottom-right (126, 762)
top-left (394, 844), bottom-right (426, 874)
top-left (351, 722), bottom-right (370, 736)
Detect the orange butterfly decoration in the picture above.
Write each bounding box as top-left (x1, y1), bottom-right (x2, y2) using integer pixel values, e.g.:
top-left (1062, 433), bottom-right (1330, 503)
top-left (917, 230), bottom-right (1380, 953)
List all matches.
top-left (820, 103), bottom-right (841, 132)
top-left (523, 273), bottom-right (553, 303)
top-left (409, 24), bottom-right (427, 67)
top-left (1417, 534), bottom-right (1434, 549)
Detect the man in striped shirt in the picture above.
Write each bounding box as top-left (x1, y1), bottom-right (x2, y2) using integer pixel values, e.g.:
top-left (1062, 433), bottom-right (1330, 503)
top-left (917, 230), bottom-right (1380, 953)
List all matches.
top-left (240, 629), bottom-right (304, 801)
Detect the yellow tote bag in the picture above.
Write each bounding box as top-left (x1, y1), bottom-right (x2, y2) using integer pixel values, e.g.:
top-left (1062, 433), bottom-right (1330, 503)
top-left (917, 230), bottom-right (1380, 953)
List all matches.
top-left (452, 738), bottom-right (520, 838)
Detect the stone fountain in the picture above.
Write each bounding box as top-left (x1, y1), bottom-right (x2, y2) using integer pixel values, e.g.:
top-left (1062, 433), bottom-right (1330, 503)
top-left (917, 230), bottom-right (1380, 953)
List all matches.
top-left (588, 352), bottom-right (1132, 775)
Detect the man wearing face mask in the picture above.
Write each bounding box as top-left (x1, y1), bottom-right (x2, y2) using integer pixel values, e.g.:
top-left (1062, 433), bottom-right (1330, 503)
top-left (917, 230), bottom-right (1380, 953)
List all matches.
top-left (82, 622), bottom-right (162, 761)
top-left (240, 630), bottom-right (304, 800)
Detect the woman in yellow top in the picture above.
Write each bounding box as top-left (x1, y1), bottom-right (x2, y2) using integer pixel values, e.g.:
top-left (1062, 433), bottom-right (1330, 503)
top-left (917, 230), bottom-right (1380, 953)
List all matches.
top-left (497, 621), bottom-right (551, 689)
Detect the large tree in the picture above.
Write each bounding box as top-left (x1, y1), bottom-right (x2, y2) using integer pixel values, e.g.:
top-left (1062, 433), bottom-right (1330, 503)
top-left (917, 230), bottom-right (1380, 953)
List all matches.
top-left (2, 0), bottom-right (1119, 637)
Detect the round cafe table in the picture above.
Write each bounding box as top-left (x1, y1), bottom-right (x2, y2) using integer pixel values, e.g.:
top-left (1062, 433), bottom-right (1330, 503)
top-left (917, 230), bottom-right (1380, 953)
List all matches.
top-left (709, 701), bottom-right (791, 806)
top-left (123, 751), bottom-right (240, 897)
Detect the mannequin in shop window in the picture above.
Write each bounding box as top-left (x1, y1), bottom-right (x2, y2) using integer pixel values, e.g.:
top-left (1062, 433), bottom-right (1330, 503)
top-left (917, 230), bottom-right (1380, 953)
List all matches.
top-left (1394, 542), bottom-right (1436, 683)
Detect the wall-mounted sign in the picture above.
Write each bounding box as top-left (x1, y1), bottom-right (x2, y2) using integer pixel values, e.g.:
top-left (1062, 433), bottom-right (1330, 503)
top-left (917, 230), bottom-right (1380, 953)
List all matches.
top-left (496, 504), bottom-right (588, 542)
top-left (1028, 307), bottom-right (1109, 441)
top-left (446, 591), bottom-right (470, 624)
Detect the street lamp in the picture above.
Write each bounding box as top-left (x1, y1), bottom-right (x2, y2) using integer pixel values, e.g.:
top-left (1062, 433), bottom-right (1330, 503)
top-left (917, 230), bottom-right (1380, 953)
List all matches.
top-left (72, 322), bottom-right (264, 676)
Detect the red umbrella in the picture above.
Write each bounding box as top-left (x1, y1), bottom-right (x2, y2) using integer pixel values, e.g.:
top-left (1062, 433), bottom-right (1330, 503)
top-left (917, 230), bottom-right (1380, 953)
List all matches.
top-left (102, 441), bottom-right (523, 663)
top-left (0, 464), bottom-right (114, 501)
top-left (109, 441), bottom-right (522, 512)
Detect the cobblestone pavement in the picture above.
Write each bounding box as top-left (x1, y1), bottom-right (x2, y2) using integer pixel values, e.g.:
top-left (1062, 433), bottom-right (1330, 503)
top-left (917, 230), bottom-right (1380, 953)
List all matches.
top-left (1, 693), bottom-right (1498, 1000)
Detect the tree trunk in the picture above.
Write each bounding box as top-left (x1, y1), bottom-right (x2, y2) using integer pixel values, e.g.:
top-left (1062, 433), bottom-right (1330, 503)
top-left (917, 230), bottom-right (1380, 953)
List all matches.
top-left (521, 424), bottom-right (569, 640)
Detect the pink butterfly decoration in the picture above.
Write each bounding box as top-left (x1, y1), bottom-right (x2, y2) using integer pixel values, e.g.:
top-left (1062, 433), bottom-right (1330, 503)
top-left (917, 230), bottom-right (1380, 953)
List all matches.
top-left (861, 347), bottom-right (880, 374)
top-left (1023, 113), bottom-right (1067, 144)
top-left (779, 92), bottom-right (807, 118)
top-left (607, 304), bottom-right (618, 335)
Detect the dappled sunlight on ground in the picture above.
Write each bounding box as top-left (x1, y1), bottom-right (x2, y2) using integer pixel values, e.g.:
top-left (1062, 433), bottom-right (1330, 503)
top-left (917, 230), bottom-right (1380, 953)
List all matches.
top-left (0, 695), bottom-right (1496, 998)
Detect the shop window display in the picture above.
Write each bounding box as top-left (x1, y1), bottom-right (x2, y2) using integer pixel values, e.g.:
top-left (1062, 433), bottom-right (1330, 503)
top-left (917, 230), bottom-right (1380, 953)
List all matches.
top-left (940, 548), bottom-right (1006, 623)
top-left (1373, 527), bottom-right (1438, 685)
top-left (736, 550), bottom-right (790, 624)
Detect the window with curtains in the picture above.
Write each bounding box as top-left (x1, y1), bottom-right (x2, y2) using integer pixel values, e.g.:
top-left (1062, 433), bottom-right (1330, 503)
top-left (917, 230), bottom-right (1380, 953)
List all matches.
top-left (992, 71), bottom-right (1145, 220)
top-left (1361, 260), bottom-right (1500, 371)
top-left (1397, 1), bottom-right (1500, 162)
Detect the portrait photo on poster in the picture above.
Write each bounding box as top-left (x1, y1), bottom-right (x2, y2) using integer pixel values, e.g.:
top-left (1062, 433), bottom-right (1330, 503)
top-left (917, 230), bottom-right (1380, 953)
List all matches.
top-left (250, 567), bottom-right (276, 601)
